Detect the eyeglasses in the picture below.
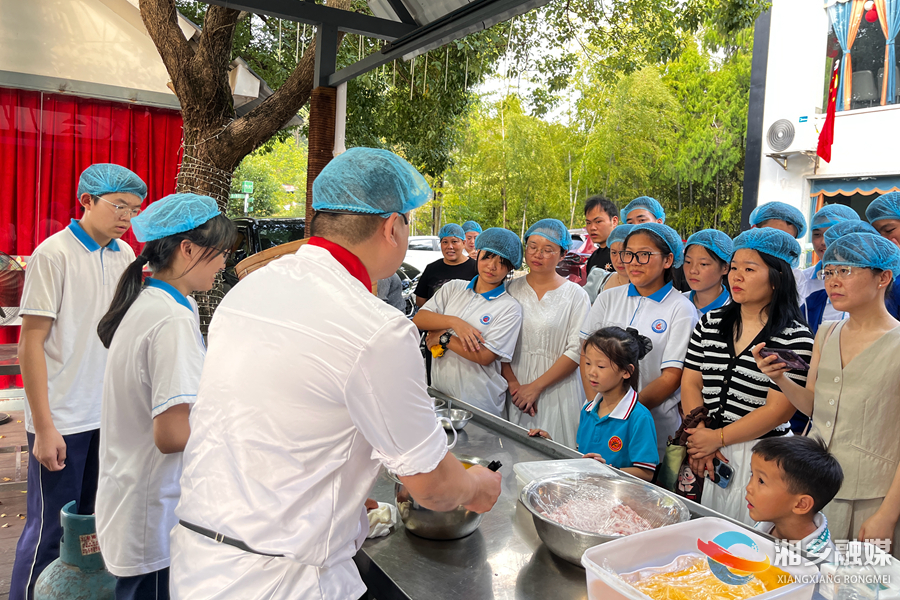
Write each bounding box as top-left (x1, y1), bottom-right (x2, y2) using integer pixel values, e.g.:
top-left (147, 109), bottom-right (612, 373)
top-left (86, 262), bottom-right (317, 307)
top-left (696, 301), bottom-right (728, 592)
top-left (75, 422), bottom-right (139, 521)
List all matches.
top-left (94, 196), bottom-right (142, 217)
top-left (525, 244), bottom-right (557, 257)
top-left (621, 251), bottom-right (663, 264)
top-left (817, 266), bottom-right (861, 281)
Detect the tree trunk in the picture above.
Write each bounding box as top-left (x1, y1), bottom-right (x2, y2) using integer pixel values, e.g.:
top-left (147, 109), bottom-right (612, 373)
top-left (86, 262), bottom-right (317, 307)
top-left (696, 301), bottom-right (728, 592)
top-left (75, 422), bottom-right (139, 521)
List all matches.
top-left (139, 0), bottom-right (351, 329)
top-left (714, 174), bottom-right (720, 229)
top-left (432, 177), bottom-right (444, 235)
top-left (501, 184), bottom-right (508, 229)
top-left (677, 180), bottom-right (682, 212)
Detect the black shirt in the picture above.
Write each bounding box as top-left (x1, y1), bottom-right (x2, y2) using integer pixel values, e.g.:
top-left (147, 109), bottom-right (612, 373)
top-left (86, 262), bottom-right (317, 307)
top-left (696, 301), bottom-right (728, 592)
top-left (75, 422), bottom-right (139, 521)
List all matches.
top-left (586, 245), bottom-right (613, 275)
top-left (414, 258), bottom-right (478, 301)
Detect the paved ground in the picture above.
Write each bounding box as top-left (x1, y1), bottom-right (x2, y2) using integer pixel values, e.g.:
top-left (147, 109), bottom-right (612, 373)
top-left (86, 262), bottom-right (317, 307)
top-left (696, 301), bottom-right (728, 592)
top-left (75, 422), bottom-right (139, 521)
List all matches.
top-left (0, 409), bottom-right (28, 599)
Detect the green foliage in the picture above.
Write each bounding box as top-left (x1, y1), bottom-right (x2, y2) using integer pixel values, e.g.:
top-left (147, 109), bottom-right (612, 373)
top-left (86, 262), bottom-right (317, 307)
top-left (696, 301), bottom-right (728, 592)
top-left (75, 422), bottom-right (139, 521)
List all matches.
top-left (228, 138), bottom-right (308, 218)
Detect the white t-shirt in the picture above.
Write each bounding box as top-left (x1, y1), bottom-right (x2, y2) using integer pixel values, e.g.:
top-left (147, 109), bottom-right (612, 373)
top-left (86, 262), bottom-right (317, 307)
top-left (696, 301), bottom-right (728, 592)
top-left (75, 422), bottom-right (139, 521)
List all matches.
top-left (19, 220), bottom-right (135, 434)
top-left (173, 244), bottom-right (448, 600)
top-left (581, 282), bottom-right (699, 461)
top-left (422, 277), bottom-right (523, 416)
top-left (96, 280), bottom-right (205, 577)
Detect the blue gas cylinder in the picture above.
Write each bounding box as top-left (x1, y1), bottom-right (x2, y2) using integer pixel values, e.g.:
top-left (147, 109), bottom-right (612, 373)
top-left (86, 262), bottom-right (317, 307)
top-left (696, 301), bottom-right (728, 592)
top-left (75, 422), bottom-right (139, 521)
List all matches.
top-left (34, 500), bottom-right (116, 600)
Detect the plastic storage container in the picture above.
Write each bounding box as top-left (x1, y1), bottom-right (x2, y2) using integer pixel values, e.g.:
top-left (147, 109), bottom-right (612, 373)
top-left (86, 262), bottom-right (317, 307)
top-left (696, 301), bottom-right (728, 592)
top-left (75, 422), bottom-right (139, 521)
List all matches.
top-left (819, 545), bottom-right (900, 600)
top-left (582, 517), bottom-right (819, 600)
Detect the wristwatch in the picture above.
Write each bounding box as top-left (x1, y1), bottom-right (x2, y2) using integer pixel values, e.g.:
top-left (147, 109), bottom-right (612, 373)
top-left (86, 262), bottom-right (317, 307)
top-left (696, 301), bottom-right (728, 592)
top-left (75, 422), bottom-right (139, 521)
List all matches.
top-left (439, 332), bottom-right (452, 353)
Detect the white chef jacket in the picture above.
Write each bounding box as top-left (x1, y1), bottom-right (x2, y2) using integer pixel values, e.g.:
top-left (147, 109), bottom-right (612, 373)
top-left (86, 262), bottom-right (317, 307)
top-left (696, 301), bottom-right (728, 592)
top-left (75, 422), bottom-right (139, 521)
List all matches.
top-left (96, 279), bottom-right (204, 577)
top-left (422, 277), bottom-right (523, 416)
top-left (581, 282), bottom-right (699, 461)
top-left (171, 242), bottom-right (448, 600)
top-left (19, 219), bottom-right (135, 434)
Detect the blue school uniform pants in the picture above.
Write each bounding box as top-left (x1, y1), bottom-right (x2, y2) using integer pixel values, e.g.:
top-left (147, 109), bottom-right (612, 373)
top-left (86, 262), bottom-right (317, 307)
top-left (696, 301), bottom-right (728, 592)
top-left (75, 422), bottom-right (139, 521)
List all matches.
top-left (9, 429), bottom-right (100, 600)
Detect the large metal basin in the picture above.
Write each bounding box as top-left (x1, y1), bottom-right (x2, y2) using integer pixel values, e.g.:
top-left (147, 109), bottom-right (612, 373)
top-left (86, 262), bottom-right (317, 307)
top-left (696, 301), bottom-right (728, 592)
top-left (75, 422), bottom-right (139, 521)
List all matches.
top-left (519, 472), bottom-right (690, 565)
top-left (392, 454), bottom-right (489, 540)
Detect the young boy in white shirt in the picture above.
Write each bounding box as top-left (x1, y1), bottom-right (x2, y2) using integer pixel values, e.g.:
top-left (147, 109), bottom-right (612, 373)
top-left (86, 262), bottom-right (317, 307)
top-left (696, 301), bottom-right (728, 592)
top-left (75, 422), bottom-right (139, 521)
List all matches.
top-left (747, 436), bottom-right (844, 561)
top-left (11, 164), bottom-right (147, 600)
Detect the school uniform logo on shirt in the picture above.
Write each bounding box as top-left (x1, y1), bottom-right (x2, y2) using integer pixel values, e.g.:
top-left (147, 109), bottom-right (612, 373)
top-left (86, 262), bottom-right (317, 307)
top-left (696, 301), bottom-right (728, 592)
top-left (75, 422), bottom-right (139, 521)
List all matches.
top-left (480, 314), bottom-right (492, 325)
top-left (608, 436), bottom-right (623, 452)
top-left (651, 319), bottom-right (668, 334)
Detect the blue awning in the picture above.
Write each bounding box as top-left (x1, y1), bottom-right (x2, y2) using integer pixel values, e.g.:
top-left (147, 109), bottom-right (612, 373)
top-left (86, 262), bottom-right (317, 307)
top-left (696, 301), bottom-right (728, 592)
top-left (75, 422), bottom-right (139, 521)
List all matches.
top-left (809, 175), bottom-right (900, 197)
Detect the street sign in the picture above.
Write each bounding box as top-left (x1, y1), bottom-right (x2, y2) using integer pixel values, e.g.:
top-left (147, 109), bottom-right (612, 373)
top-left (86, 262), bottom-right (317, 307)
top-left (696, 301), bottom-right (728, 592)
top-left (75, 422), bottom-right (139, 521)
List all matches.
top-left (241, 180), bottom-right (254, 194)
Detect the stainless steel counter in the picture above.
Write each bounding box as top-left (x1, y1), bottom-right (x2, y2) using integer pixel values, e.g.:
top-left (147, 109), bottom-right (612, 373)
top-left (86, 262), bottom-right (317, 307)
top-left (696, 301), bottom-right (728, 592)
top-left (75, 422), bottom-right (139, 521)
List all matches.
top-left (355, 393), bottom-right (590, 600)
top-left (354, 392), bottom-right (825, 600)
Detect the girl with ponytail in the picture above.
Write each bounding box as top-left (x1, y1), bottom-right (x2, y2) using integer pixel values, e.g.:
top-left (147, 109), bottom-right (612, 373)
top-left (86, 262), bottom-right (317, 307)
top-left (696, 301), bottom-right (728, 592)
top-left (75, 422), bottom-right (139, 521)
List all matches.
top-left (95, 193), bottom-right (236, 600)
top-left (529, 326), bottom-right (659, 481)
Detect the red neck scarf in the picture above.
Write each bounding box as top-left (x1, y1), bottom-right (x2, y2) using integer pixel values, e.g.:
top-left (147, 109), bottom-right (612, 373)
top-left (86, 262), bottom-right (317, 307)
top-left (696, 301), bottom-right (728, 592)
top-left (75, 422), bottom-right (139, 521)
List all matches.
top-left (307, 237), bottom-right (372, 290)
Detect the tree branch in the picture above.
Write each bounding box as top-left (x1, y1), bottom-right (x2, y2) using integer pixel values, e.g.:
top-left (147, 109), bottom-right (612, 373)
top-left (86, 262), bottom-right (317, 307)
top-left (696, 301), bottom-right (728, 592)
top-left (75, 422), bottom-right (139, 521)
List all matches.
top-left (139, 0), bottom-right (196, 90)
top-left (215, 0), bottom-right (353, 166)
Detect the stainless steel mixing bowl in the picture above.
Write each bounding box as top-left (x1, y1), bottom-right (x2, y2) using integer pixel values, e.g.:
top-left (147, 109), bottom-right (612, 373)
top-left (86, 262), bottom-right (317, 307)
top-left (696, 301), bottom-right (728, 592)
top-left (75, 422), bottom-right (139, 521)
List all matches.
top-left (432, 398), bottom-right (447, 411)
top-left (519, 472), bottom-right (690, 565)
top-left (435, 408), bottom-right (473, 431)
top-left (392, 454), bottom-right (489, 540)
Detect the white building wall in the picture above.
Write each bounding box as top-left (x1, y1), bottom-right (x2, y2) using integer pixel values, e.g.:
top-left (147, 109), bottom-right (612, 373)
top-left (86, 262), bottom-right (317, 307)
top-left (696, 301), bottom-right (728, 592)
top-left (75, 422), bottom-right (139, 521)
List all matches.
top-left (758, 0), bottom-right (900, 215)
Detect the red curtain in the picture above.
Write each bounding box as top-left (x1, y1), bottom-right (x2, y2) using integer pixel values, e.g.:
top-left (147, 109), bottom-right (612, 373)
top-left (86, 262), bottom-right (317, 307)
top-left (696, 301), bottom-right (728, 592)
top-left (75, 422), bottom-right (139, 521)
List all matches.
top-left (0, 87), bottom-right (184, 387)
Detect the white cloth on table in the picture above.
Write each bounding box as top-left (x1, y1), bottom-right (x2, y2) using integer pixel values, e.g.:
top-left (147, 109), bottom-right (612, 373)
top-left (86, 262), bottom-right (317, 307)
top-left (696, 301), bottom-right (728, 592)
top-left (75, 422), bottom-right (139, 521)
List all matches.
top-left (505, 277), bottom-right (589, 448)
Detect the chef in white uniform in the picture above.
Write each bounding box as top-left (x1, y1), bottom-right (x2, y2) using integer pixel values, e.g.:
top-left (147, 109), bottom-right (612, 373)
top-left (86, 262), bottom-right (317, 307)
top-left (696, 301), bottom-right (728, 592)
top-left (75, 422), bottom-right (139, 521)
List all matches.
top-left (169, 148), bottom-right (501, 600)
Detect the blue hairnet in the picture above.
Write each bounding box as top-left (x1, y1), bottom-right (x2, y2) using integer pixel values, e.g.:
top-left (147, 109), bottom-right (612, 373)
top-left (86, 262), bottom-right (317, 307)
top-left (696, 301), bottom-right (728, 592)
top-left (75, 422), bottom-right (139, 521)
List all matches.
top-left (524, 218), bottom-right (570, 252)
top-left (131, 193), bottom-right (221, 243)
top-left (866, 191), bottom-right (900, 224)
top-left (312, 148), bottom-right (432, 216)
top-left (749, 202), bottom-right (808, 238)
top-left (462, 220), bottom-right (483, 234)
top-left (685, 229), bottom-right (734, 263)
top-left (606, 224), bottom-right (635, 247)
top-left (475, 227), bottom-right (523, 269)
top-left (438, 223), bottom-right (465, 240)
top-left (824, 232), bottom-right (900, 279)
top-left (625, 222), bottom-right (685, 268)
top-left (732, 227), bottom-right (802, 268)
top-left (77, 163), bottom-right (147, 200)
top-left (823, 220), bottom-right (878, 246)
top-left (620, 196), bottom-right (666, 223)
top-left (811, 204), bottom-right (859, 231)
top-left (619, 196), bottom-right (666, 223)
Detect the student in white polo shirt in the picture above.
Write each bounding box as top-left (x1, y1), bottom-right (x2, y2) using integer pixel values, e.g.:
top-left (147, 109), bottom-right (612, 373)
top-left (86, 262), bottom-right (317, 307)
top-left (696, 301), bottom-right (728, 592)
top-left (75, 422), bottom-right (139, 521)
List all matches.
top-left (581, 222), bottom-right (698, 463)
top-left (12, 164), bottom-right (147, 600)
top-left (95, 194), bottom-right (236, 600)
top-left (414, 228), bottom-right (524, 416)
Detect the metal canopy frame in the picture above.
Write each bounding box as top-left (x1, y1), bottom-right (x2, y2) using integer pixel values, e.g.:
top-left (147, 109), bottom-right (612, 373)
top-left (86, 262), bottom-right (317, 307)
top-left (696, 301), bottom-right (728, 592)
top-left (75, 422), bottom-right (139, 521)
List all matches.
top-left (201, 0), bottom-right (547, 88)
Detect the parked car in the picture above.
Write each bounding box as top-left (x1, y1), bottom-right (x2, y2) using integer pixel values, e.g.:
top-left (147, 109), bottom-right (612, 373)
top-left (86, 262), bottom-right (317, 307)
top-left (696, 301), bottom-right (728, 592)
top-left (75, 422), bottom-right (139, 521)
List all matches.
top-left (404, 235), bottom-right (443, 273)
top-left (556, 231), bottom-right (597, 286)
top-left (224, 217), bottom-right (419, 317)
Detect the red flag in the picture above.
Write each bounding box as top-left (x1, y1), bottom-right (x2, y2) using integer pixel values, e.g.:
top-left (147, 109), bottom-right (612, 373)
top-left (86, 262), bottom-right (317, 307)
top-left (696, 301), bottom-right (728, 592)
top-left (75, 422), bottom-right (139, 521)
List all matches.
top-left (817, 59), bottom-right (840, 163)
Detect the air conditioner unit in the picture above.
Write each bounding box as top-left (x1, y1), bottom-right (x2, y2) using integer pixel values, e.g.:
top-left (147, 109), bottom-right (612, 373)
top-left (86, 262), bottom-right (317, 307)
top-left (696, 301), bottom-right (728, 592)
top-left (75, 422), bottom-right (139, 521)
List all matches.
top-left (765, 116), bottom-right (820, 154)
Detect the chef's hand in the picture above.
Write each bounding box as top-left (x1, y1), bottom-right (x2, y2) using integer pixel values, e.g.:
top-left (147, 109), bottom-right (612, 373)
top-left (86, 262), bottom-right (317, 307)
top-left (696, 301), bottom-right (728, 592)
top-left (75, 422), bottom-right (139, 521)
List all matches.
top-left (365, 498), bottom-right (379, 511)
top-left (583, 453), bottom-right (607, 463)
top-left (453, 318), bottom-right (486, 353)
top-left (512, 382), bottom-right (542, 416)
top-left (462, 465), bottom-right (502, 514)
top-left (528, 428), bottom-right (551, 440)
top-left (425, 329), bottom-right (446, 350)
